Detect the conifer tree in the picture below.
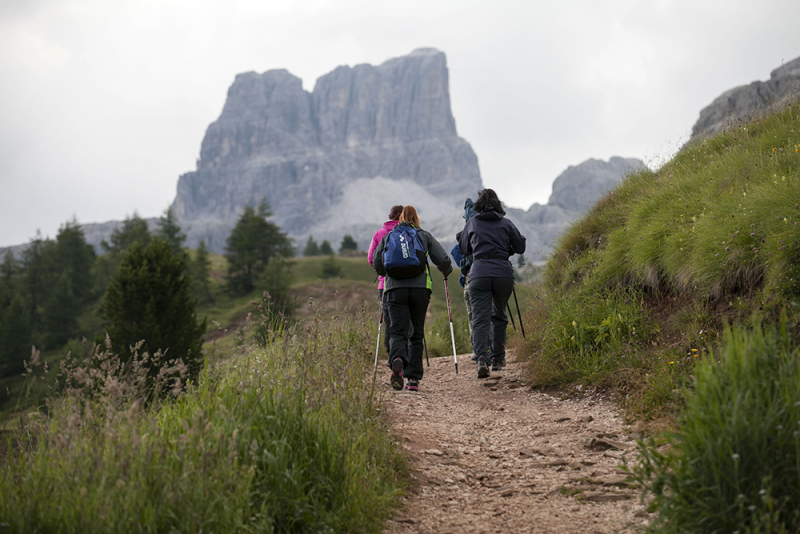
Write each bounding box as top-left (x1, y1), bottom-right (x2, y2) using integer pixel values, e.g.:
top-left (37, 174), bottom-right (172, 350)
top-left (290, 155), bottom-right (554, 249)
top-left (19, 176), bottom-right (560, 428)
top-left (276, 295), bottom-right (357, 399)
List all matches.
top-left (104, 238), bottom-right (205, 381)
top-left (97, 212), bottom-right (151, 293)
top-left (102, 212), bottom-right (151, 254)
top-left (303, 236), bottom-right (320, 257)
top-left (157, 207), bottom-right (186, 255)
top-left (190, 240), bottom-right (214, 304)
top-left (319, 240), bottom-right (333, 256)
top-left (339, 234), bottom-right (358, 252)
top-left (225, 200), bottom-right (293, 294)
top-left (41, 273), bottom-right (78, 348)
top-left (0, 295), bottom-right (31, 377)
top-left (21, 232), bottom-right (56, 335)
top-left (54, 219), bottom-right (95, 304)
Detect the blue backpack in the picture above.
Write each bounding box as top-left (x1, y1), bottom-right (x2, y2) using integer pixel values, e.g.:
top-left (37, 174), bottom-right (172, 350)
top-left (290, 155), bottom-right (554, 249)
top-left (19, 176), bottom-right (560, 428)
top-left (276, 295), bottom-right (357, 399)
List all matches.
top-left (383, 226), bottom-right (427, 279)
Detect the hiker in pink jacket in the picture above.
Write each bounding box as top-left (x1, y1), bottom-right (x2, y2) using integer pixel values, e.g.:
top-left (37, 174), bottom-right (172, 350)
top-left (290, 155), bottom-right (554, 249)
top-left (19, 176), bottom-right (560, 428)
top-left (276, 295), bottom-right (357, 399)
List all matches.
top-left (368, 205), bottom-right (403, 364)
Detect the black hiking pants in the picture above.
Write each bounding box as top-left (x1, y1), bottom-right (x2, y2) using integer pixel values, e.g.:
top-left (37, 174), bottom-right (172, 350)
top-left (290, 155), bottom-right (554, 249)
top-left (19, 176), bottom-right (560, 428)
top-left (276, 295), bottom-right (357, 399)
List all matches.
top-left (469, 277), bottom-right (514, 366)
top-left (386, 287), bottom-right (430, 382)
top-left (379, 289), bottom-right (413, 366)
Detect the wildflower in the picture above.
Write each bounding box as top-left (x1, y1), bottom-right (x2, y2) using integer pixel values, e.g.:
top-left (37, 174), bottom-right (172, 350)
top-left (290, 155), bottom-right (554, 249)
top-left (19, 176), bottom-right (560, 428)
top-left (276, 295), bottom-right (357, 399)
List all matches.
top-left (669, 361), bottom-right (675, 365)
top-left (732, 453), bottom-right (740, 461)
top-left (772, 148), bottom-right (777, 152)
top-left (751, 233), bottom-right (755, 237)
top-left (572, 320), bottom-right (577, 328)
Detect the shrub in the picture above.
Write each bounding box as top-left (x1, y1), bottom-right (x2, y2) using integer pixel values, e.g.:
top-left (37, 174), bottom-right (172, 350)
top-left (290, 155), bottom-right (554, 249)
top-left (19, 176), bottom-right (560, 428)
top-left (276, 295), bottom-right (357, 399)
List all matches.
top-left (104, 238), bottom-right (206, 383)
top-left (634, 319), bottom-right (800, 533)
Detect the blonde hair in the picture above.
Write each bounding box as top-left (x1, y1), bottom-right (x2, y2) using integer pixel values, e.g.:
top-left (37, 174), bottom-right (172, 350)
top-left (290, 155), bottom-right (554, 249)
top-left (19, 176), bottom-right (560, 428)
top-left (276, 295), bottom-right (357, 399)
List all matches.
top-left (399, 205), bottom-right (421, 227)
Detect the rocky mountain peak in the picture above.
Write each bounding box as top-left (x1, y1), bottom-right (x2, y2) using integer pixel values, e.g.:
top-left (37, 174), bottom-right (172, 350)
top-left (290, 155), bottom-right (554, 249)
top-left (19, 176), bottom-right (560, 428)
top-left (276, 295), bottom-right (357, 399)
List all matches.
top-left (690, 54), bottom-right (800, 140)
top-left (173, 48), bottom-right (481, 253)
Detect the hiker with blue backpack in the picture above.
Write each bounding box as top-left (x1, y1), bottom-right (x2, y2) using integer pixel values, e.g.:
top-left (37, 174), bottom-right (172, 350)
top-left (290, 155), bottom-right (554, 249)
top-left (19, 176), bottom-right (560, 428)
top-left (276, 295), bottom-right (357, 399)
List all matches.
top-left (373, 205), bottom-right (453, 391)
top-left (458, 189), bottom-right (526, 379)
top-left (368, 204), bottom-right (404, 364)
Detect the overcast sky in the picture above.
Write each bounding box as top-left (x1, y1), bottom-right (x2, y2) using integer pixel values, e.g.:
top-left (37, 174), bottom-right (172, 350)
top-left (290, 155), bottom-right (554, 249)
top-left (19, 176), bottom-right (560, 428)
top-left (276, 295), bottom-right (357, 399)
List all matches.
top-left (1, 0), bottom-right (799, 247)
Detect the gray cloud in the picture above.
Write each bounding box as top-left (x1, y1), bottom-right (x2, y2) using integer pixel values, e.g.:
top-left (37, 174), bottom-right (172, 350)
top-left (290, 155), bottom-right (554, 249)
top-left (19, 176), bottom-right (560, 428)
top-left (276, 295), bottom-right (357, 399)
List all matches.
top-left (1, 0), bottom-right (799, 246)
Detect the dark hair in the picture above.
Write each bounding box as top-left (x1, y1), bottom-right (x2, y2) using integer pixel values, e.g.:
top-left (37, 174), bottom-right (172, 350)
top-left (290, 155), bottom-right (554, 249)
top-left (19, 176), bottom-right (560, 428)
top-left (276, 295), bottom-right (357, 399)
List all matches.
top-left (388, 205), bottom-right (404, 221)
top-left (474, 188), bottom-right (505, 215)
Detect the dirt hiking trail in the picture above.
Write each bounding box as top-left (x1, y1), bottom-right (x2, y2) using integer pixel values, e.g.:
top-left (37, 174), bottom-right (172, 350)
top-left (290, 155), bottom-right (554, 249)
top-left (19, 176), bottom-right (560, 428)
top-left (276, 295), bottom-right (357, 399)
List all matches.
top-left (381, 355), bottom-right (652, 534)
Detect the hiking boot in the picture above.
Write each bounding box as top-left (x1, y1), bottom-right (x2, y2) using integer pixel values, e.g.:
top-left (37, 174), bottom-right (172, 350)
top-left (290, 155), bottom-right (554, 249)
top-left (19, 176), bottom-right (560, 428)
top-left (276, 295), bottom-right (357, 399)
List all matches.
top-left (477, 360), bottom-right (490, 379)
top-left (405, 379), bottom-right (419, 391)
top-left (390, 358), bottom-right (404, 390)
top-left (491, 358), bottom-right (506, 372)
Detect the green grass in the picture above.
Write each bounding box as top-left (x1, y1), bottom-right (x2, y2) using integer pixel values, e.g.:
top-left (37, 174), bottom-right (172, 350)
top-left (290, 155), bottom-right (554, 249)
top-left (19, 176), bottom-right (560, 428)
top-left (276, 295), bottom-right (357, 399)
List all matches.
top-left (632, 319), bottom-right (800, 533)
top-left (0, 299), bottom-right (404, 533)
top-left (513, 99), bottom-right (800, 424)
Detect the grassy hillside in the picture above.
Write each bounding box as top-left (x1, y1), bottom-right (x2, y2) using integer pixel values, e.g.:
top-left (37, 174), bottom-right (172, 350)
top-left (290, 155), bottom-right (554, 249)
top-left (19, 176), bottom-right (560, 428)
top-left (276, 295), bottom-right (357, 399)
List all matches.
top-left (512, 99), bottom-right (800, 533)
top-left (514, 99), bottom-right (799, 421)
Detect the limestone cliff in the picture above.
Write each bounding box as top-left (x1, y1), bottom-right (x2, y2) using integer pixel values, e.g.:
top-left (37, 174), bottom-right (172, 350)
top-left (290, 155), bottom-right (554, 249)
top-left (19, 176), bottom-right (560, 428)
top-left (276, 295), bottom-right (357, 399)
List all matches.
top-left (172, 48), bottom-right (482, 253)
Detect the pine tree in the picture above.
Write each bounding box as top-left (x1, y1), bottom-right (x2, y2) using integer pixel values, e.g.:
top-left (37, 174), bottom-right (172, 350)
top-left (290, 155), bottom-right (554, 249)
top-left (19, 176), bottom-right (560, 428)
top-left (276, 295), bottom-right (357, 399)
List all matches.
top-left (54, 219), bottom-right (96, 304)
top-left (41, 273), bottom-right (78, 348)
top-left (104, 238), bottom-right (206, 381)
top-left (189, 240), bottom-right (214, 304)
top-left (158, 207), bottom-right (186, 255)
top-left (0, 295), bottom-right (31, 377)
top-left (339, 234), bottom-right (358, 252)
top-left (102, 212), bottom-right (151, 254)
top-left (97, 213), bottom-right (151, 293)
top-left (21, 232), bottom-right (57, 336)
top-left (303, 236), bottom-right (320, 257)
top-left (319, 240), bottom-right (333, 256)
top-left (225, 200), bottom-right (293, 294)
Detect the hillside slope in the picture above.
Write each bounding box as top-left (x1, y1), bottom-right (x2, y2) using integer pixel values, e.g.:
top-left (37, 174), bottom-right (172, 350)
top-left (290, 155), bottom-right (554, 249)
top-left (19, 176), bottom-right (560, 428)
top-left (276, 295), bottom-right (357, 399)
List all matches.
top-left (516, 98), bottom-right (800, 422)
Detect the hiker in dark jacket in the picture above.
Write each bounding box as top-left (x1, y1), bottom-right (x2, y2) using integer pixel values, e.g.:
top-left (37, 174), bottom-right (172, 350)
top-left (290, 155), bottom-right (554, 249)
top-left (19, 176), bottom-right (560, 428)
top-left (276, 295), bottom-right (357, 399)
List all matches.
top-left (374, 206), bottom-right (453, 391)
top-left (458, 189), bottom-right (526, 378)
top-left (368, 204), bottom-right (404, 362)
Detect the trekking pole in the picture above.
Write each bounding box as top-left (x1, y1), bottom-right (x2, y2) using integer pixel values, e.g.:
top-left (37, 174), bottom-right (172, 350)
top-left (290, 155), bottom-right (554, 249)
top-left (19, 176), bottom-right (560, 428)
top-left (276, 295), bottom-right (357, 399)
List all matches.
top-left (443, 276), bottom-right (458, 375)
top-left (424, 336), bottom-right (430, 367)
top-left (373, 292), bottom-right (387, 374)
top-left (512, 285), bottom-right (525, 339)
top-left (507, 303), bottom-right (517, 331)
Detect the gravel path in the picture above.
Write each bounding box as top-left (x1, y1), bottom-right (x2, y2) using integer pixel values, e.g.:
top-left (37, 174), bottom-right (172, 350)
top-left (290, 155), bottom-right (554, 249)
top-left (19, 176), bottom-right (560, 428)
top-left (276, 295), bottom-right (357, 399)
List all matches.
top-left (380, 355), bottom-right (651, 534)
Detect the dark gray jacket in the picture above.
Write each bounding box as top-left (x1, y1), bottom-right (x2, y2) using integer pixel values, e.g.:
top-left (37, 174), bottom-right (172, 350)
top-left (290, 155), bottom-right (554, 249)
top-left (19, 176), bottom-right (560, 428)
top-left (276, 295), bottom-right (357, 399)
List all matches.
top-left (374, 223), bottom-right (453, 291)
top-left (458, 208), bottom-right (526, 280)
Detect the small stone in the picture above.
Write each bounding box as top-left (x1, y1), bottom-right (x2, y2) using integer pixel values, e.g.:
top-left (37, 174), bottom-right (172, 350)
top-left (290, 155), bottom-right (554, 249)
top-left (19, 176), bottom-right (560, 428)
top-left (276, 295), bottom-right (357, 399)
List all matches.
top-left (395, 518), bottom-right (417, 524)
top-left (554, 417), bottom-right (571, 423)
top-left (580, 415), bottom-right (594, 423)
top-left (583, 491), bottom-right (631, 502)
top-left (499, 487), bottom-right (515, 497)
top-left (444, 478), bottom-right (455, 485)
top-left (425, 449), bottom-right (444, 456)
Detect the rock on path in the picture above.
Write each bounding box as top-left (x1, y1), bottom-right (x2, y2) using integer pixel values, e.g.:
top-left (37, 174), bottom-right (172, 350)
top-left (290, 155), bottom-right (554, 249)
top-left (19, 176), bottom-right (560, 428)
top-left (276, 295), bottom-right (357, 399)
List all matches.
top-left (381, 356), bottom-right (651, 534)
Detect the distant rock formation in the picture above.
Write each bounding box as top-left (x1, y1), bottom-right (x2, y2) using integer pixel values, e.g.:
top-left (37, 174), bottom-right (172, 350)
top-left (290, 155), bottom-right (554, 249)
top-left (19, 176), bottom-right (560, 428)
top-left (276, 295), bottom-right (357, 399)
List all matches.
top-left (502, 157), bottom-right (646, 262)
top-left (691, 55), bottom-right (800, 140)
top-left (172, 48), bottom-right (482, 253)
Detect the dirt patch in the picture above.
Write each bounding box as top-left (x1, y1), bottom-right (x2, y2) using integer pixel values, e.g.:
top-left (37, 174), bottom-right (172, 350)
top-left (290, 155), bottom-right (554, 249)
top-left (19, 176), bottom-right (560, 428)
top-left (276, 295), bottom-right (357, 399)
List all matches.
top-left (380, 356), bottom-right (652, 534)
top-left (290, 282), bottom-right (376, 319)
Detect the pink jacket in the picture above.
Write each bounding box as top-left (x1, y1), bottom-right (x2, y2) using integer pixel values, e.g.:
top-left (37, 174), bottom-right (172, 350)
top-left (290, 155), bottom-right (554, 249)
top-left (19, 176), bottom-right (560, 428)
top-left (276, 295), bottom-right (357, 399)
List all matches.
top-left (368, 220), bottom-right (399, 289)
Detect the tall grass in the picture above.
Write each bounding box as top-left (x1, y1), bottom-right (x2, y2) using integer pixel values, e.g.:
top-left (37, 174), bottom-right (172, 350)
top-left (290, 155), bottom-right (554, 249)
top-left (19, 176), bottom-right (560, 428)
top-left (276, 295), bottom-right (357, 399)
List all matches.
top-left (633, 319), bottom-right (800, 533)
top-left (515, 99), bottom-right (800, 422)
top-left (0, 300), bottom-right (403, 533)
